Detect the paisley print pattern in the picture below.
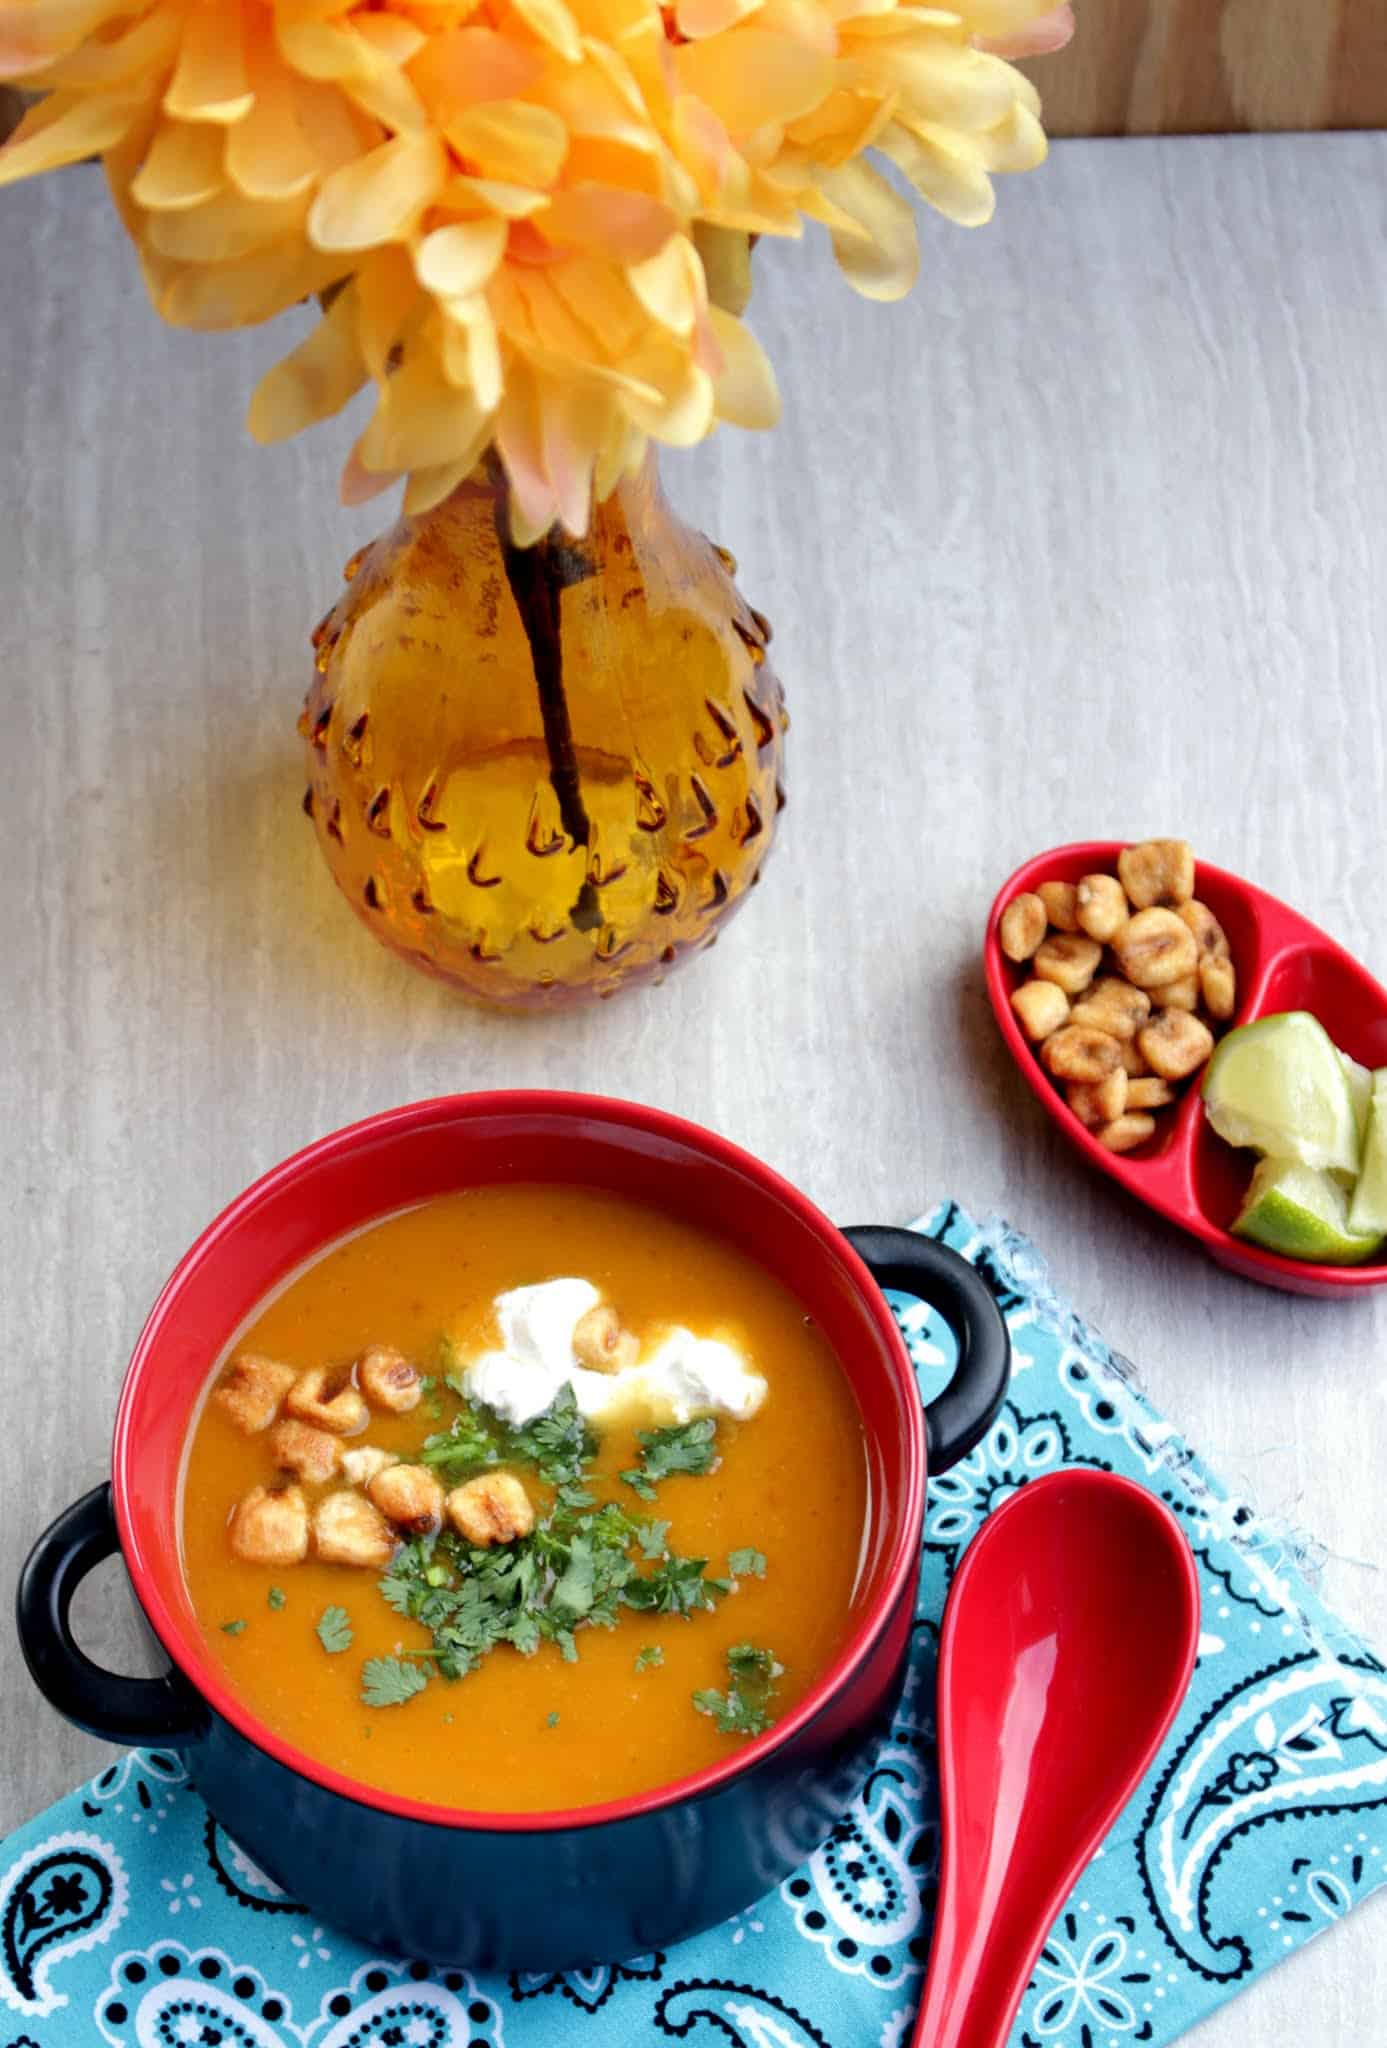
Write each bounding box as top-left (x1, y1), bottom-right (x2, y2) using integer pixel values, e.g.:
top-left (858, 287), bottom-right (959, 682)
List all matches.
top-left (3, 1207), bottom-right (1386, 2048)
top-left (0, 1833), bottom-right (128, 2018)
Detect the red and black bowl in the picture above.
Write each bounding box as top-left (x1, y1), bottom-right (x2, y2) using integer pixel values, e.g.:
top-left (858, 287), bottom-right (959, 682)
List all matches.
top-left (17, 1092), bottom-right (1009, 1970)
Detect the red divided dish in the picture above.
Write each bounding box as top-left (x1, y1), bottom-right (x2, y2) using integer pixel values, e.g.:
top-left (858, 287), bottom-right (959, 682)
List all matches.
top-left (985, 842), bottom-right (1387, 1298)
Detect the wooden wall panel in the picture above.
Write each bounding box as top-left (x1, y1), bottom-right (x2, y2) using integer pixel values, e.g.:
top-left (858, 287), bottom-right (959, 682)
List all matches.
top-left (1023, 0), bottom-right (1387, 135)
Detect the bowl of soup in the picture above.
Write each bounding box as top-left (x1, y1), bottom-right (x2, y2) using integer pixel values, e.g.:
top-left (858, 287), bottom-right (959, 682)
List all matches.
top-left (18, 1092), bottom-right (1009, 1968)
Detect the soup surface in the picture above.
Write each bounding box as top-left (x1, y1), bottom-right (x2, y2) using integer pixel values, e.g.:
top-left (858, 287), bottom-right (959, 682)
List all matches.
top-left (181, 1185), bottom-right (869, 1811)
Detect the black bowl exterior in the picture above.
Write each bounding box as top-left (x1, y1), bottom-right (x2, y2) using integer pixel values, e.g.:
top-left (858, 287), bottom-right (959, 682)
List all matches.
top-left (171, 1575), bottom-right (915, 1969)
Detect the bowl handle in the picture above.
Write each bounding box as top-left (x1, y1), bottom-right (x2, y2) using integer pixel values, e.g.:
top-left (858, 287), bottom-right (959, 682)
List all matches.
top-left (842, 1227), bottom-right (1010, 1473)
top-left (17, 1483), bottom-right (206, 1748)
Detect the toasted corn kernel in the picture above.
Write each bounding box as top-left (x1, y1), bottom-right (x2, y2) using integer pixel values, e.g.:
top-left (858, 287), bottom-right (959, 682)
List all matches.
top-left (229, 1485), bottom-right (309, 1566)
top-left (572, 1304), bottom-right (639, 1373)
top-left (342, 1446), bottom-right (397, 1487)
top-left (1112, 908), bottom-right (1198, 988)
top-left (1033, 933), bottom-right (1103, 995)
top-left (1200, 954), bottom-right (1237, 1021)
top-left (447, 1472), bottom-right (535, 1548)
top-left (1011, 980), bottom-right (1070, 1042)
top-left (312, 1489), bottom-right (396, 1568)
top-left (1042, 1026), bottom-right (1123, 1084)
top-left (1178, 899), bottom-right (1230, 958)
top-left (1070, 976), bottom-right (1151, 1042)
top-left (1127, 1077), bottom-right (1176, 1109)
top-left (1159, 973), bottom-right (1200, 1013)
top-left (286, 1367), bottom-right (369, 1437)
top-left (213, 1355), bottom-right (296, 1436)
top-left (1067, 1070), bottom-right (1128, 1126)
top-left (1137, 1009), bottom-right (1215, 1081)
top-left (1000, 892), bottom-right (1048, 962)
top-left (268, 1420), bottom-right (340, 1485)
top-left (358, 1346), bottom-right (422, 1414)
top-left (1036, 880), bottom-right (1079, 932)
top-left (368, 1463), bottom-right (444, 1535)
top-left (1075, 874), bottom-right (1130, 943)
top-left (1117, 839), bottom-right (1195, 909)
top-left (1097, 1113), bottom-right (1157, 1154)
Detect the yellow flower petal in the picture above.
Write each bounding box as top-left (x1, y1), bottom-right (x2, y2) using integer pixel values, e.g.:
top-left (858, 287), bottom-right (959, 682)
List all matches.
top-left (0, 86), bottom-right (146, 185)
top-left (354, 244), bottom-right (421, 376)
top-left (309, 130), bottom-right (446, 250)
top-left (707, 305), bottom-right (779, 429)
top-left (447, 98), bottom-right (568, 188)
top-left (144, 185), bottom-right (309, 264)
top-left (439, 293), bottom-right (503, 410)
top-left (818, 155), bottom-right (920, 298)
top-left (164, 0), bottom-right (254, 125)
top-left (0, 0), bottom-right (127, 78)
top-left (508, 0), bottom-right (582, 64)
top-left (130, 118), bottom-right (225, 212)
top-left (359, 338), bottom-right (492, 472)
top-left (248, 285), bottom-right (367, 442)
top-left (876, 116), bottom-right (994, 226)
top-left (415, 216), bottom-right (508, 296)
top-left (28, 2), bottom-right (181, 91)
top-left (676, 28), bottom-right (836, 133)
top-left (675, 0), bottom-right (763, 37)
top-left (225, 49), bottom-right (322, 200)
top-left (627, 232), bottom-right (703, 337)
top-left (404, 456), bottom-right (478, 517)
top-left (155, 234), bottom-right (341, 329)
top-left (408, 26), bottom-right (545, 122)
top-left (440, 173), bottom-right (548, 218)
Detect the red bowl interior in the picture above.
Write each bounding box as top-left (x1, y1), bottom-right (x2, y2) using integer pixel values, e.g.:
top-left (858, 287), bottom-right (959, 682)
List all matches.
top-left (112, 1091), bottom-right (926, 1832)
top-left (985, 843), bottom-right (1387, 1299)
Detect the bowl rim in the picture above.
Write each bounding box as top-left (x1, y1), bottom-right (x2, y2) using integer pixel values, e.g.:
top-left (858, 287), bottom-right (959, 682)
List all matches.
top-left (111, 1089), bottom-right (928, 1835)
top-left (984, 840), bottom-right (1387, 1293)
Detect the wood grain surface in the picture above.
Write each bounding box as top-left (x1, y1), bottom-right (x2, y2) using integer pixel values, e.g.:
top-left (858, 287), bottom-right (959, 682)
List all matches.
top-left (1024, 0), bottom-right (1387, 134)
top-left (3, 134), bottom-right (1387, 2040)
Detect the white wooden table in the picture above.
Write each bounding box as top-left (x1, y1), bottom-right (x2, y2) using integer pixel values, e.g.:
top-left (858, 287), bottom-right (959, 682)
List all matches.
top-left (3, 132), bottom-right (1386, 2041)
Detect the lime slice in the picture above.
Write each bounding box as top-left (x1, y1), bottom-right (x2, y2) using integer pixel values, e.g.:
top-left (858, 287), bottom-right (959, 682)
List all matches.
top-left (1202, 1012), bottom-right (1360, 1175)
top-left (1233, 1158), bottom-right (1382, 1265)
top-left (1347, 1075), bottom-right (1387, 1236)
top-left (1341, 1053), bottom-right (1373, 1154)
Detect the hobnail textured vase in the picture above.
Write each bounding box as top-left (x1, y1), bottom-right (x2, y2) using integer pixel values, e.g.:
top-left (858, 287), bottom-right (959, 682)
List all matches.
top-left (300, 457), bottom-right (786, 1009)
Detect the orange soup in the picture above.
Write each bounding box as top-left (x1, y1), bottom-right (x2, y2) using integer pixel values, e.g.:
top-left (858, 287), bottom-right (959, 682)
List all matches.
top-left (181, 1184), bottom-right (869, 1811)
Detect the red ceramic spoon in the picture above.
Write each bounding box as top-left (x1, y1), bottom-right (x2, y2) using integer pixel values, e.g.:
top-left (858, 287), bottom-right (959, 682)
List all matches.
top-left (911, 1470), bottom-right (1199, 2048)
top-left (985, 842), bottom-right (1387, 1296)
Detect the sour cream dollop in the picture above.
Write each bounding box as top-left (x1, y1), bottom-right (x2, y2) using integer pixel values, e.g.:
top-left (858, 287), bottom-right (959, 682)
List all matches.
top-left (460, 1278), bottom-right (767, 1429)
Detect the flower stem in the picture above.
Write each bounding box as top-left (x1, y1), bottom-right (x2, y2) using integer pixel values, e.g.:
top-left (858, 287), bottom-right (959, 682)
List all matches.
top-left (494, 511), bottom-right (602, 932)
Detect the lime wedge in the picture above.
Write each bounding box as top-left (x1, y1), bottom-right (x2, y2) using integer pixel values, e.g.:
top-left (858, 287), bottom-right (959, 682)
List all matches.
top-left (1233, 1158), bottom-right (1382, 1265)
top-left (1347, 1075), bottom-right (1387, 1237)
top-left (1341, 1053), bottom-right (1373, 1154)
top-left (1202, 1012), bottom-right (1360, 1175)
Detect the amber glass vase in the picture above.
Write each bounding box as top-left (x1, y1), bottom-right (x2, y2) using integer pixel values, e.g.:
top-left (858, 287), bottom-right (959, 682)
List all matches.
top-left (300, 457), bottom-right (786, 1008)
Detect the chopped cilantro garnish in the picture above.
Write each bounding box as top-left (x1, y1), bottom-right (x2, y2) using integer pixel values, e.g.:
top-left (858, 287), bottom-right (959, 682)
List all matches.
top-left (620, 1417), bottom-right (719, 1498)
top-left (507, 1383), bottom-right (592, 1488)
top-left (623, 1552), bottom-right (730, 1617)
top-left (546, 1710), bottom-right (560, 1728)
top-left (266, 1586), bottom-right (286, 1612)
top-left (220, 1619), bottom-right (246, 1637)
top-left (315, 1606), bottom-right (353, 1654)
top-left (635, 1645), bottom-right (664, 1672)
top-left (636, 1519), bottom-right (670, 1559)
top-left (728, 1547), bottom-right (766, 1580)
top-left (361, 1656), bottom-right (429, 1707)
top-left (693, 1643), bottom-right (783, 1737)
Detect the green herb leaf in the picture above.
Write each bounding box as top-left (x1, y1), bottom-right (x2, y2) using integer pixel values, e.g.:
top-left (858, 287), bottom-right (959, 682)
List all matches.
top-left (266, 1587), bottom-right (286, 1612)
top-left (728, 1547), bottom-right (766, 1580)
top-left (621, 1417), bottom-right (719, 1497)
top-left (623, 1551), bottom-right (729, 1617)
top-left (635, 1644), bottom-right (664, 1672)
top-left (551, 1534), bottom-right (596, 1622)
top-left (693, 1642), bottom-right (783, 1737)
top-left (636, 1518), bottom-right (670, 1558)
top-left (361, 1656), bottom-right (429, 1708)
top-left (220, 1619), bottom-right (246, 1637)
top-left (546, 1710), bottom-right (560, 1728)
top-left (315, 1606), bottom-right (354, 1654)
top-left (508, 1383), bottom-right (593, 1489)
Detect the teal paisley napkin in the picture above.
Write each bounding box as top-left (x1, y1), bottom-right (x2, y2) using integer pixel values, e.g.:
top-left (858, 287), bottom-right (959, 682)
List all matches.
top-left (4, 1204), bottom-right (1387, 2048)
